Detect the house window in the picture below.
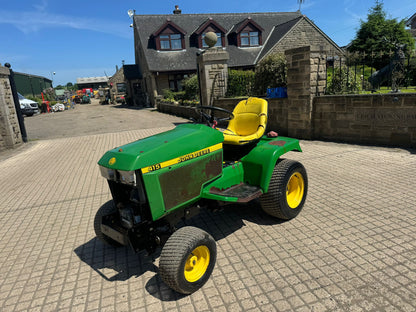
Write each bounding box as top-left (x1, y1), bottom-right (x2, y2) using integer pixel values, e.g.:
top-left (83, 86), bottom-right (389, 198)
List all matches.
top-left (168, 74), bottom-right (188, 91)
top-left (160, 34), bottom-right (183, 50)
top-left (117, 83), bottom-right (126, 93)
top-left (240, 31), bottom-right (259, 47)
top-left (202, 32), bottom-right (222, 47)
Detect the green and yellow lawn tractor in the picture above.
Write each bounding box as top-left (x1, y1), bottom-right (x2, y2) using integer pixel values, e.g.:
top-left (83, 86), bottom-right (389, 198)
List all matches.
top-left (95, 97), bottom-right (308, 294)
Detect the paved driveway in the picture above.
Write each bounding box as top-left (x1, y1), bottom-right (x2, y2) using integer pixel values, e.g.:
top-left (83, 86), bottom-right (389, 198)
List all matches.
top-left (0, 103), bottom-right (415, 311)
top-left (23, 99), bottom-right (188, 140)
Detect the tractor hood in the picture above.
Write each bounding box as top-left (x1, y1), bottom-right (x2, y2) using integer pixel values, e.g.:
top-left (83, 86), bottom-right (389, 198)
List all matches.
top-left (98, 123), bottom-right (224, 171)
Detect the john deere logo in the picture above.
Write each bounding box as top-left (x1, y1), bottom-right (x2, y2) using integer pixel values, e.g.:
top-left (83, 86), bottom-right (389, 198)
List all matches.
top-left (108, 157), bottom-right (116, 165)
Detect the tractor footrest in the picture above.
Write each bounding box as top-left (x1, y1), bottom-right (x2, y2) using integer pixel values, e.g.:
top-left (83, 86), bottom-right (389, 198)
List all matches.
top-left (210, 183), bottom-right (263, 203)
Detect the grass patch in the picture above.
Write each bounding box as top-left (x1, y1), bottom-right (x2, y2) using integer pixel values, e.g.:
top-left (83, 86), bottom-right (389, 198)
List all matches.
top-left (360, 86), bottom-right (416, 94)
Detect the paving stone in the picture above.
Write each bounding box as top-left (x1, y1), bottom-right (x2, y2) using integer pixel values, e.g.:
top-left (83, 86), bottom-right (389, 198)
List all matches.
top-left (0, 129), bottom-right (415, 311)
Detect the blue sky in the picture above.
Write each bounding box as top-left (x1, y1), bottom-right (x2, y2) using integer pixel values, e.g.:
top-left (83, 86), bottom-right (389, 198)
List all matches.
top-left (1, 0), bottom-right (414, 86)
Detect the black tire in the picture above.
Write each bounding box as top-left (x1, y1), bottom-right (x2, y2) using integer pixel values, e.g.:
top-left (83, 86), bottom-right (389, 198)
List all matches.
top-left (260, 159), bottom-right (308, 220)
top-left (94, 200), bottom-right (122, 247)
top-left (159, 226), bottom-right (216, 294)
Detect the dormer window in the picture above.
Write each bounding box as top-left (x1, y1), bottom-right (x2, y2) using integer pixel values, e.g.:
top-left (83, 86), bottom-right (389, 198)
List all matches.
top-left (232, 18), bottom-right (264, 48)
top-left (193, 18), bottom-right (226, 48)
top-left (160, 34), bottom-right (182, 50)
top-left (240, 31), bottom-right (259, 47)
top-left (152, 20), bottom-right (186, 51)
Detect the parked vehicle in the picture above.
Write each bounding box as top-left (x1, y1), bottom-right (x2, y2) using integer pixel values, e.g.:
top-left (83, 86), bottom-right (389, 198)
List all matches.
top-left (72, 95), bottom-right (81, 104)
top-left (95, 97), bottom-right (308, 294)
top-left (18, 93), bottom-right (39, 116)
top-left (114, 94), bottom-right (126, 104)
top-left (81, 95), bottom-right (91, 104)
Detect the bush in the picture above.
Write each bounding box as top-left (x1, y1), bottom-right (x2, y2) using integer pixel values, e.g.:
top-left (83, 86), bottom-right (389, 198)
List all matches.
top-left (173, 91), bottom-right (186, 102)
top-left (182, 75), bottom-right (199, 100)
top-left (254, 53), bottom-right (287, 95)
top-left (326, 66), bottom-right (361, 94)
top-left (162, 89), bottom-right (175, 100)
top-left (226, 69), bottom-right (255, 97)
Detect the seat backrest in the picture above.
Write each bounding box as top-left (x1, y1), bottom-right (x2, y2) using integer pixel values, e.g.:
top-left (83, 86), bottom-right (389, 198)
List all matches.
top-left (227, 98), bottom-right (268, 136)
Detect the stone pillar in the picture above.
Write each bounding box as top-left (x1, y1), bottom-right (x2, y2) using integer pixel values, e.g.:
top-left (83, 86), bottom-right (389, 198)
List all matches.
top-left (0, 65), bottom-right (22, 151)
top-left (197, 48), bottom-right (229, 106)
top-left (285, 46), bottom-right (327, 139)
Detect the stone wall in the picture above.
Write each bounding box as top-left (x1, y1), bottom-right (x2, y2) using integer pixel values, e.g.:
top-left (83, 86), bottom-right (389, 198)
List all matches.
top-left (0, 66), bottom-right (22, 151)
top-left (157, 46), bottom-right (416, 148)
top-left (313, 94), bottom-right (416, 147)
top-left (285, 46), bottom-right (327, 139)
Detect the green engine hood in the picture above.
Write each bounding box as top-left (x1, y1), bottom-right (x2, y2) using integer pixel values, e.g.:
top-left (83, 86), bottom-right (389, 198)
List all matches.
top-left (98, 123), bottom-right (224, 171)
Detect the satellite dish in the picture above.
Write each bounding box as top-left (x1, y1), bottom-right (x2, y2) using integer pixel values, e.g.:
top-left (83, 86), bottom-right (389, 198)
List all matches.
top-left (127, 10), bottom-right (134, 19)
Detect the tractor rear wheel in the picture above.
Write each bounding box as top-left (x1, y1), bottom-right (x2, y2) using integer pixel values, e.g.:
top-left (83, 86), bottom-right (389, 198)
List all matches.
top-left (159, 226), bottom-right (216, 294)
top-left (94, 200), bottom-right (122, 247)
top-left (260, 159), bottom-right (308, 220)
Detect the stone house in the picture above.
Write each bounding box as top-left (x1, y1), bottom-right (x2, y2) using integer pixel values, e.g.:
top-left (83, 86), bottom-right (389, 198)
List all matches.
top-left (132, 6), bottom-right (342, 106)
top-left (107, 65), bottom-right (143, 105)
top-left (406, 13), bottom-right (416, 44)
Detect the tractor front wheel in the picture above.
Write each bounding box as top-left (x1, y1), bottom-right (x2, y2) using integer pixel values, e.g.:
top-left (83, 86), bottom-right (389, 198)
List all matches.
top-left (260, 159), bottom-right (308, 220)
top-left (159, 226), bottom-right (216, 294)
top-left (94, 200), bottom-right (122, 247)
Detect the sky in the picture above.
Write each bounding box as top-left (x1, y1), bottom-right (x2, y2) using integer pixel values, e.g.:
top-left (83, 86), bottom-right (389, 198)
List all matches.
top-left (0, 0), bottom-right (414, 87)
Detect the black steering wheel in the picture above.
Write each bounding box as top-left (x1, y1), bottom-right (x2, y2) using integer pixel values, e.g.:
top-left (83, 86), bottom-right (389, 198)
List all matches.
top-left (196, 106), bottom-right (234, 127)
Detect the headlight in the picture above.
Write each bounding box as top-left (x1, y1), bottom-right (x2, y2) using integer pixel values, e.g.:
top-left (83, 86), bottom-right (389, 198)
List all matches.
top-left (99, 166), bottom-right (116, 181)
top-left (119, 170), bottom-right (137, 185)
top-left (99, 166), bottom-right (137, 186)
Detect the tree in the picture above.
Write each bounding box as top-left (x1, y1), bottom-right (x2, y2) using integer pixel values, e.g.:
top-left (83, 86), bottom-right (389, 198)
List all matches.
top-left (348, 1), bottom-right (414, 69)
top-left (254, 53), bottom-right (287, 95)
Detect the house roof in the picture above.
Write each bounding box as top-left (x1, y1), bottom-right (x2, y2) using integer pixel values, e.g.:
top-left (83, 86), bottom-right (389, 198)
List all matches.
top-left (256, 16), bottom-right (302, 62)
top-left (194, 18), bottom-right (227, 35)
top-left (406, 13), bottom-right (416, 28)
top-left (134, 11), bottom-right (340, 72)
top-left (134, 12), bottom-right (303, 72)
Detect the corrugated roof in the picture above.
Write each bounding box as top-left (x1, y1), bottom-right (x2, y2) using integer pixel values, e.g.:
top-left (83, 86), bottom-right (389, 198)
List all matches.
top-left (76, 77), bottom-right (109, 84)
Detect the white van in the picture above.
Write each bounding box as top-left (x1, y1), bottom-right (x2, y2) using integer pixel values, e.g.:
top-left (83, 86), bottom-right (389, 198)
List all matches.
top-left (18, 93), bottom-right (39, 116)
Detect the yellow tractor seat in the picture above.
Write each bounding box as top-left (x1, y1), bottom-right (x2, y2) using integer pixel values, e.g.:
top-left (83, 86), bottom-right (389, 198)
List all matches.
top-left (222, 97), bottom-right (268, 145)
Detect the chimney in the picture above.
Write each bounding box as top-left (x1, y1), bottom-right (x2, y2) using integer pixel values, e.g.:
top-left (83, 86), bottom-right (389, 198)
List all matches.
top-left (173, 5), bottom-right (181, 14)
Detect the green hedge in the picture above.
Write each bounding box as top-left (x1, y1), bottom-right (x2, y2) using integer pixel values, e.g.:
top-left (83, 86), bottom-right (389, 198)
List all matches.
top-left (226, 69), bottom-right (255, 97)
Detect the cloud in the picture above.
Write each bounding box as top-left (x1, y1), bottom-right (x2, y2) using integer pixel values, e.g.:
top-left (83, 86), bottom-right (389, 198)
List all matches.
top-left (33, 0), bottom-right (49, 12)
top-left (0, 8), bottom-right (130, 39)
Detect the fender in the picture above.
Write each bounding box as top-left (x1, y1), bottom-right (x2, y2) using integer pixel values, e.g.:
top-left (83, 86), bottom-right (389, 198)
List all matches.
top-left (241, 136), bottom-right (302, 192)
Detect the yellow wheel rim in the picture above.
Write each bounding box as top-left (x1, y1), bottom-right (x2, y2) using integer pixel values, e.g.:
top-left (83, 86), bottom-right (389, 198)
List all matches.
top-left (184, 246), bottom-right (210, 283)
top-left (286, 172), bottom-right (305, 209)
